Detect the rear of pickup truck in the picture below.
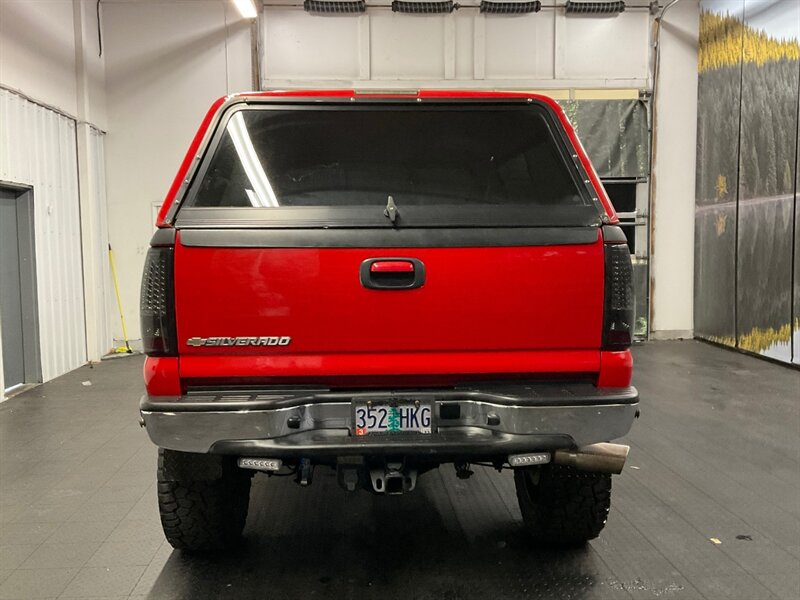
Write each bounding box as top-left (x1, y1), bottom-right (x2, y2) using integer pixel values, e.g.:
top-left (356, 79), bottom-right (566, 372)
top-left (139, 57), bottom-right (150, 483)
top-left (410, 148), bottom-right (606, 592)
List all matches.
top-left (140, 90), bottom-right (638, 551)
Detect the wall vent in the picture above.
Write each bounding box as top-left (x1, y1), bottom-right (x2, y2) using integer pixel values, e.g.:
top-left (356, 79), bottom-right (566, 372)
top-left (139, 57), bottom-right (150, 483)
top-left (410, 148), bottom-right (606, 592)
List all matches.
top-left (565, 0), bottom-right (626, 14)
top-left (303, 0), bottom-right (367, 14)
top-left (391, 1), bottom-right (455, 14)
top-left (480, 1), bottom-right (541, 14)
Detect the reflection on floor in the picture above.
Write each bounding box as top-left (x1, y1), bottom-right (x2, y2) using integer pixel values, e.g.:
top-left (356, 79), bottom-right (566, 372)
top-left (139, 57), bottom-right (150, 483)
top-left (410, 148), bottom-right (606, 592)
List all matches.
top-left (0, 341), bottom-right (798, 599)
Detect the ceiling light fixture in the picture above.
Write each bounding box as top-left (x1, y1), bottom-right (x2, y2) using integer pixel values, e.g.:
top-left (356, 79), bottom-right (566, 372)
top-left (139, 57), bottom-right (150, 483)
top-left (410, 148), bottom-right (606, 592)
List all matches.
top-left (232, 0), bottom-right (258, 19)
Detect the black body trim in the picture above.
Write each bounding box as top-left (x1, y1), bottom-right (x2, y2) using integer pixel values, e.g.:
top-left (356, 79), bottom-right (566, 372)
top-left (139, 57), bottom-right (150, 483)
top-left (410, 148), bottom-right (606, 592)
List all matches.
top-left (177, 227), bottom-right (599, 248)
top-left (601, 225), bottom-right (627, 244)
top-left (140, 384), bottom-right (639, 413)
top-left (150, 228), bottom-right (176, 247)
top-left (176, 207), bottom-right (602, 229)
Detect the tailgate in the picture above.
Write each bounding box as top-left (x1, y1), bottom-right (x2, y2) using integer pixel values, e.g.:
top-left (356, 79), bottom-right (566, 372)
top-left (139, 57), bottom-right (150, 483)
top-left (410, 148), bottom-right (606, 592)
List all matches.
top-left (173, 229), bottom-right (604, 381)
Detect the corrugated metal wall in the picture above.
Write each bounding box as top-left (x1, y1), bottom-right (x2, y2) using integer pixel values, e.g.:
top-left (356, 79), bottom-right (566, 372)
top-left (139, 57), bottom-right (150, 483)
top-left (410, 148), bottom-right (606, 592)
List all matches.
top-left (0, 89), bottom-right (88, 382)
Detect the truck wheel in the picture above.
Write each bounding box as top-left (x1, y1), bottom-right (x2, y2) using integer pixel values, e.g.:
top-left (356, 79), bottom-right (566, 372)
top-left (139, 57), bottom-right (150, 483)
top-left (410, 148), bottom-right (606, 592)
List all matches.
top-left (514, 464), bottom-right (611, 545)
top-left (157, 448), bottom-right (251, 551)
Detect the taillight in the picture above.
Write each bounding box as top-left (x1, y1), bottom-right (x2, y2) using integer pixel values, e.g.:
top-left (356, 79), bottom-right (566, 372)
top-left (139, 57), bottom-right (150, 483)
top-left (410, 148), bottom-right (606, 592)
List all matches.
top-left (140, 245), bottom-right (177, 356)
top-left (603, 227), bottom-right (634, 350)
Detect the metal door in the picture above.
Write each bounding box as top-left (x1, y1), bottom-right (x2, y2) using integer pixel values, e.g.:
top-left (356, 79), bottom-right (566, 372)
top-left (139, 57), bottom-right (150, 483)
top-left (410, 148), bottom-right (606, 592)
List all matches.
top-left (0, 187), bottom-right (40, 391)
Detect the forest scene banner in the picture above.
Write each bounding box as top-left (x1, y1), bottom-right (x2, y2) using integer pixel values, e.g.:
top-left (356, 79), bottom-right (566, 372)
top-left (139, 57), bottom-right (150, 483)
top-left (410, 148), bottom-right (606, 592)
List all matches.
top-left (695, 0), bottom-right (800, 365)
top-left (558, 100), bottom-right (649, 179)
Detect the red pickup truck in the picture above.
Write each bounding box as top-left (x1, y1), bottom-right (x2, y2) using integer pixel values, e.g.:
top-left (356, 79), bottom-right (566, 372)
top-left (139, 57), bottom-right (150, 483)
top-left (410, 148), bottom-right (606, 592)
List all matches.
top-left (139, 90), bottom-right (637, 551)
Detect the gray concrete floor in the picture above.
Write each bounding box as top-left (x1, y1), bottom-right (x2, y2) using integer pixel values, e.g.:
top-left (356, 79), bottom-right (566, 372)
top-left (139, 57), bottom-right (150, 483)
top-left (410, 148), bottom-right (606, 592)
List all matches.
top-left (0, 340), bottom-right (798, 599)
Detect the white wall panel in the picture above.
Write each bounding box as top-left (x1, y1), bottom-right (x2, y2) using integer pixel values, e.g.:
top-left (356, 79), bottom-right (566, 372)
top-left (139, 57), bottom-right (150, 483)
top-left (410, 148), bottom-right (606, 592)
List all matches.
top-left (484, 12), bottom-right (555, 80)
top-left (370, 12), bottom-right (447, 80)
top-left (264, 9), bottom-right (361, 80)
top-left (0, 1), bottom-right (78, 119)
top-left (454, 11), bottom-right (474, 80)
top-left (557, 11), bottom-right (650, 80)
top-left (0, 89), bottom-right (87, 382)
top-left (103, 0), bottom-right (252, 343)
top-left (262, 5), bottom-right (651, 88)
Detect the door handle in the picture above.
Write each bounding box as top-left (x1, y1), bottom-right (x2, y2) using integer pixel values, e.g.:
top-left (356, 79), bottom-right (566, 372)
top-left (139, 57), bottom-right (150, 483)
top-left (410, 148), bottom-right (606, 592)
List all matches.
top-left (370, 260), bottom-right (414, 273)
top-left (360, 258), bottom-right (425, 290)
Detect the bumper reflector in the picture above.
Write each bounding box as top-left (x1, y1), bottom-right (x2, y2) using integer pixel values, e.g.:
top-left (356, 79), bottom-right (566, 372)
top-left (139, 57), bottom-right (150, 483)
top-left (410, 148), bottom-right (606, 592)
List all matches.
top-left (509, 452), bottom-right (551, 467)
top-left (238, 457), bottom-right (282, 472)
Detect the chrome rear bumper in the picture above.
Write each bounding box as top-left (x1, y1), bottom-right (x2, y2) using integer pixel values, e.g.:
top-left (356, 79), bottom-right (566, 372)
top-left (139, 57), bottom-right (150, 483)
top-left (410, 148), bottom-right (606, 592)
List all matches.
top-left (140, 384), bottom-right (638, 456)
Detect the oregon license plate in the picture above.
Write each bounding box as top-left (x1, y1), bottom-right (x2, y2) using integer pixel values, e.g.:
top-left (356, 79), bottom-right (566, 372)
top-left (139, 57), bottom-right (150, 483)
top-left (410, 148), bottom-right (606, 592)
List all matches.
top-left (353, 403), bottom-right (433, 436)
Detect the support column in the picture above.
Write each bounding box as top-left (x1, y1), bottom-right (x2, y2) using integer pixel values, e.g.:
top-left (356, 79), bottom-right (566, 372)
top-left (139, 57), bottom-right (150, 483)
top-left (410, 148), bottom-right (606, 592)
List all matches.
top-left (650, 0), bottom-right (700, 339)
top-left (74, 0), bottom-right (110, 361)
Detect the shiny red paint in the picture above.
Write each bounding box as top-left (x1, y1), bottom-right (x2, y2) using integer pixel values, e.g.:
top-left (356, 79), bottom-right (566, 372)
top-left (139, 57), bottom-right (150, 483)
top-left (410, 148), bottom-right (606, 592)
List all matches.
top-left (597, 350), bottom-right (633, 388)
top-left (370, 260), bottom-right (414, 273)
top-left (155, 90), bottom-right (618, 227)
top-left (144, 357), bottom-right (181, 396)
top-left (178, 351), bottom-right (600, 382)
top-left (173, 234), bottom-right (604, 357)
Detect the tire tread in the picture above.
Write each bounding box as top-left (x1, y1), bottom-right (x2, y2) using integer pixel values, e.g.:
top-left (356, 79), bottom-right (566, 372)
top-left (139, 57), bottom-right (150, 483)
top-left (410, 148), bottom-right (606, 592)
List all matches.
top-left (157, 448), bottom-right (250, 551)
top-left (514, 464), bottom-right (611, 545)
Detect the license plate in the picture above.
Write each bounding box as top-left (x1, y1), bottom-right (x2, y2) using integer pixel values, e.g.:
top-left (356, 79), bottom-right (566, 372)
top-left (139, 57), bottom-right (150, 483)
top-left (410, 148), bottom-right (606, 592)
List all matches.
top-left (353, 403), bottom-right (433, 436)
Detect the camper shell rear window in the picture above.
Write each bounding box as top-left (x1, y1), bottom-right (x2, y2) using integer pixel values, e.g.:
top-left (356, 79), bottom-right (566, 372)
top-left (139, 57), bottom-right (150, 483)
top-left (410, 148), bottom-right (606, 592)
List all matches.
top-left (177, 102), bottom-right (602, 228)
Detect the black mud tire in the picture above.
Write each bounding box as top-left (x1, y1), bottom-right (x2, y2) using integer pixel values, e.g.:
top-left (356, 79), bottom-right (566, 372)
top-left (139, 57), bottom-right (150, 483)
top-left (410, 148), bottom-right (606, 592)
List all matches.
top-left (157, 448), bottom-right (251, 552)
top-left (514, 464), bottom-right (611, 545)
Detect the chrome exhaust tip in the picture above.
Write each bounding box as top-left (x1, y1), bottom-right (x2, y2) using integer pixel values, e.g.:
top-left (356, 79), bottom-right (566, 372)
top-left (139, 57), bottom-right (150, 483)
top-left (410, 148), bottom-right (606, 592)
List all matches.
top-left (552, 442), bottom-right (630, 474)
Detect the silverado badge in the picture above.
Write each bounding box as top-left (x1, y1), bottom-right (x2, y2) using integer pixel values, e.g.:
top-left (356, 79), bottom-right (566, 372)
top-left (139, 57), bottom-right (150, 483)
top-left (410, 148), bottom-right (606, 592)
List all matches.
top-left (186, 336), bottom-right (291, 347)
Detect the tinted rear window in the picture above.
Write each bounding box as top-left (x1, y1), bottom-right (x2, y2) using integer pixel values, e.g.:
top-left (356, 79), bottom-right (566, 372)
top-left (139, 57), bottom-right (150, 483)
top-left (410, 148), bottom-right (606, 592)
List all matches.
top-left (183, 104), bottom-right (599, 227)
